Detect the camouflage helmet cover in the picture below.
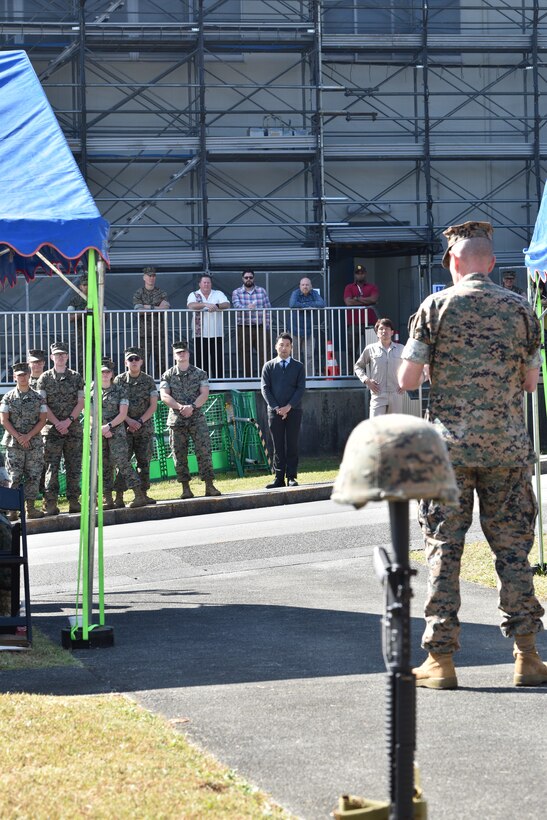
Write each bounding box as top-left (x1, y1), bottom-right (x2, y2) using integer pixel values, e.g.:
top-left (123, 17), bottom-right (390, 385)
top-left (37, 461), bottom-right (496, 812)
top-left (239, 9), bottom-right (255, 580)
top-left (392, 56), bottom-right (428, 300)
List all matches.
top-left (331, 414), bottom-right (459, 508)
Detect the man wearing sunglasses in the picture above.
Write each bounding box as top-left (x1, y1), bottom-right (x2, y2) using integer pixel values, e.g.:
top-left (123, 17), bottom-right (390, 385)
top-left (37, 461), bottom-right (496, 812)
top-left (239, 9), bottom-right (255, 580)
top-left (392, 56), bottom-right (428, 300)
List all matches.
top-left (113, 347), bottom-right (158, 508)
top-left (232, 269), bottom-right (272, 378)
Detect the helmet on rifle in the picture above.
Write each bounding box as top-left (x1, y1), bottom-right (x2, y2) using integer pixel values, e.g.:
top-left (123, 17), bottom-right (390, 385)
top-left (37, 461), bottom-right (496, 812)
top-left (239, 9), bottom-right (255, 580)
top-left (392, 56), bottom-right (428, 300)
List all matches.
top-left (331, 414), bottom-right (459, 509)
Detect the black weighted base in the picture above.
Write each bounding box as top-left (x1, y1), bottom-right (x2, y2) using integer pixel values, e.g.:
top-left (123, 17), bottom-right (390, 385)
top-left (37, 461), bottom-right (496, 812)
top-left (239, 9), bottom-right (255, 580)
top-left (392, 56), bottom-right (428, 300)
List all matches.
top-left (61, 625), bottom-right (114, 649)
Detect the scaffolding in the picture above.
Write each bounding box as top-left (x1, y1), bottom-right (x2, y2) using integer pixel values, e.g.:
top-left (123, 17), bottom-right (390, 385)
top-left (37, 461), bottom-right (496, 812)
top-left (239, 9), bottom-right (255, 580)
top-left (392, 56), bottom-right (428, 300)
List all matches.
top-left (1, 1), bottom-right (546, 298)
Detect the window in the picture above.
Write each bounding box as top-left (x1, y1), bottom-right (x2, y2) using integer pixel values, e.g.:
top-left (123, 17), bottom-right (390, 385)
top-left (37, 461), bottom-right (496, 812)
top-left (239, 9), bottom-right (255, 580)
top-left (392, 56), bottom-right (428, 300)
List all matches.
top-left (323, 1), bottom-right (459, 36)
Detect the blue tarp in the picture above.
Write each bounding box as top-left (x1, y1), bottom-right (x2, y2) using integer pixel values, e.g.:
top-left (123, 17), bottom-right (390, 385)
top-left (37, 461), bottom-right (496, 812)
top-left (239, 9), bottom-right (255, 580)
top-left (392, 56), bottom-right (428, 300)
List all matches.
top-left (524, 181), bottom-right (547, 283)
top-left (0, 50), bottom-right (109, 286)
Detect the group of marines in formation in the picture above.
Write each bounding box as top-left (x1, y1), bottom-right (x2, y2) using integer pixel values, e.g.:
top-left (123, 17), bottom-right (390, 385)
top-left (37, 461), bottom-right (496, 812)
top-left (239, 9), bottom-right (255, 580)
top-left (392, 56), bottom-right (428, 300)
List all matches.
top-left (0, 339), bottom-right (221, 521)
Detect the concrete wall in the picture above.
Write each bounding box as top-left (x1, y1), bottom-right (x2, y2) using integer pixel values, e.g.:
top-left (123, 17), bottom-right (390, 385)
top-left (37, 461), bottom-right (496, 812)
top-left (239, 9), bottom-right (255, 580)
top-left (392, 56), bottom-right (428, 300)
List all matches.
top-left (254, 387), bottom-right (367, 457)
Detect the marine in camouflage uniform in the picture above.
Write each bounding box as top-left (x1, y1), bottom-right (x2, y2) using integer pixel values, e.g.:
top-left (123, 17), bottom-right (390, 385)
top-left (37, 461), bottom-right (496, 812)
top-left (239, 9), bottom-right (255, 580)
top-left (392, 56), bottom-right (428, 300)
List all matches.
top-left (0, 362), bottom-right (47, 519)
top-left (400, 220), bottom-right (547, 688)
top-left (133, 266), bottom-right (170, 379)
top-left (113, 347), bottom-right (158, 505)
top-left (28, 349), bottom-right (47, 496)
top-left (159, 340), bottom-right (220, 498)
top-left (37, 342), bottom-right (85, 516)
top-left (93, 360), bottom-right (146, 509)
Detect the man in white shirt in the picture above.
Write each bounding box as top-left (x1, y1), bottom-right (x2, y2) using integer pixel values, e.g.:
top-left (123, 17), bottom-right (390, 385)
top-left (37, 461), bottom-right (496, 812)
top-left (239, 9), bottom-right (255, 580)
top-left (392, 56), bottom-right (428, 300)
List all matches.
top-left (187, 274), bottom-right (230, 378)
top-left (354, 317), bottom-right (405, 416)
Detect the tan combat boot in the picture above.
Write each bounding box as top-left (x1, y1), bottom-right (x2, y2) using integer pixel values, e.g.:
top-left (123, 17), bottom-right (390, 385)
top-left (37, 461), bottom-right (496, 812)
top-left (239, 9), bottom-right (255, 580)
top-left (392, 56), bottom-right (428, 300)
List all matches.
top-left (513, 634), bottom-right (547, 686)
top-left (128, 487), bottom-right (148, 509)
top-left (103, 491), bottom-right (115, 510)
top-left (180, 482), bottom-right (194, 499)
top-left (204, 480), bottom-right (221, 497)
top-left (7, 510), bottom-right (19, 522)
top-left (413, 653), bottom-right (458, 690)
top-left (25, 500), bottom-right (44, 520)
top-left (42, 498), bottom-right (60, 517)
top-left (114, 491), bottom-right (125, 509)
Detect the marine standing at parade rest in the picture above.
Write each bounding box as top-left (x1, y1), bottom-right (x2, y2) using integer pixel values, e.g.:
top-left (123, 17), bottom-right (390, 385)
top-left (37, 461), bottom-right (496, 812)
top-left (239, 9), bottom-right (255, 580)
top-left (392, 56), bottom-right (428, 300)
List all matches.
top-left (261, 332), bottom-right (306, 489)
top-left (113, 346), bottom-right (158, 508)
top-left (399, 220), bottom-right (547, 689)
top-left (159, 340), bottom-right (221, 499)
top-left (0, 362), bottom-right (48, 520)
top-left (37, 341), bottom-right (85, 516)
top-left (94, 359), bottom-right (149, 510)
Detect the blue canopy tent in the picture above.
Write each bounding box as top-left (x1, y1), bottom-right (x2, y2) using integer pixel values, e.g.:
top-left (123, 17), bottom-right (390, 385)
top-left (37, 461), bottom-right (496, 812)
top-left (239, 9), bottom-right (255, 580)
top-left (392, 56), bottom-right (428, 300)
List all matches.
top-left (524, 182), bottom-right (547, 572)
top-left (0, 49), bottom-right (112, 645)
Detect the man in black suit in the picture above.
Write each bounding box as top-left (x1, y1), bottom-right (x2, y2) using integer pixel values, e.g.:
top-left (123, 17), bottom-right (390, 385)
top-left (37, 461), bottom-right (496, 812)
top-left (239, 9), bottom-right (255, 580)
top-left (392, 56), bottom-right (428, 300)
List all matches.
top-left (260, 332), bottom-right (306, 489)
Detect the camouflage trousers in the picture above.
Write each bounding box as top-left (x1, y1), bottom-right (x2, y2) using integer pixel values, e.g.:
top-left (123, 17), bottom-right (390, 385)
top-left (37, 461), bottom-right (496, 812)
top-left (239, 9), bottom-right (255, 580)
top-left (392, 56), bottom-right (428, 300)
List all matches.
top-left (114, 426), bottom-right (153, 492)
top-left (169, 414), bottom-right (213, 483)
top-left (418, 465), bottom-right (545, 654)
top-left (43, 428), bottom-right (82, 502)
top-left (5, 440), bottom-right (44, 501)
top-left (103, 429), bottom-right (140, 492)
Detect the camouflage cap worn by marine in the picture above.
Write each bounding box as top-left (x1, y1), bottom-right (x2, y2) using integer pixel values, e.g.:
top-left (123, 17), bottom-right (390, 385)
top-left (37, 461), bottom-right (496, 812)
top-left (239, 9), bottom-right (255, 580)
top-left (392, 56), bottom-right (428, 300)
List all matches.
top-left (331, 414), bottom-right (459, 509)
top-left (124, 346), bottom-right (144, 359)
top-left (143, 265), bottom-right (157, 275)
top-left (12, 362), bottom-right (30, 375)
top-left (441, 220), bottom-right (493, 269)
top-left (101, 358), bottom-right (116, 372)
top-left (27, 349), bottom-right (46, 362)
top-left (172, 340), bottom-right (189, 353)
top-left (50, 341), bottom-right (69, 354)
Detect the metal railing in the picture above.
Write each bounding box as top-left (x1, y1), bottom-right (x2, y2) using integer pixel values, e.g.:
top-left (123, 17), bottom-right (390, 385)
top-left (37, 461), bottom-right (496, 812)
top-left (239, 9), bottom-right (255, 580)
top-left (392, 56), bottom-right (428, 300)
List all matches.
top-left (0, 307), bottom-right (379, 386)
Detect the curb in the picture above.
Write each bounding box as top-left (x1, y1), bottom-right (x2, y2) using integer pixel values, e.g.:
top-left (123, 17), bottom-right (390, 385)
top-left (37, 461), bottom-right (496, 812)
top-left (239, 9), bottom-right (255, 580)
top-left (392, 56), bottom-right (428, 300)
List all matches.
top-left (25, 483), bottom-right (335, 535)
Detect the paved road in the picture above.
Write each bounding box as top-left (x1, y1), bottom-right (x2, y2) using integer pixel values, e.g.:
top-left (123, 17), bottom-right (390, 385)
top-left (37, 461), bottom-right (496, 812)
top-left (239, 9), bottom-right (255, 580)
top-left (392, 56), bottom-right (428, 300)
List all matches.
top-left (22, 497), bottom-right (547, 819)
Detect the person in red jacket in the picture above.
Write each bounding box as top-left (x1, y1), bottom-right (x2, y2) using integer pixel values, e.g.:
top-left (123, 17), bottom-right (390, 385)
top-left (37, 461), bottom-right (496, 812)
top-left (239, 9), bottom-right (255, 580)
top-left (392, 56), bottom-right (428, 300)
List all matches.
top-left (344, 265), bottom-right (379, 362)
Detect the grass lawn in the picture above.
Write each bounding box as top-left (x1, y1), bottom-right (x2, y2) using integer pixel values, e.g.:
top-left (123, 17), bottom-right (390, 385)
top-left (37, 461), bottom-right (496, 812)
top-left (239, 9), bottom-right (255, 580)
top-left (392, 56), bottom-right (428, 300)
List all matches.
top-left (57, 454), bottom-right (341, 510)
top-left (410, 541), bottom-right (547, 601)
top-left (0, 691), bottom-right (293, 819)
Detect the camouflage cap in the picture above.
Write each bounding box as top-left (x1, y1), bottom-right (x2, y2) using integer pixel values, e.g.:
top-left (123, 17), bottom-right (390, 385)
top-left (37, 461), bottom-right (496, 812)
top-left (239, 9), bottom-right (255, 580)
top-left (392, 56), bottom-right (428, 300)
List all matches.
top-left (50, 341), bottom-right (69, 354)
top-left (27, 349), bottom-right (46, 362)
top-left (101, 358), bottom-right (116, 372)
top-left (143, 266), bottom-right (157, 275)
top-left (12, 361), bottom-right (30, 374)
top-left (124, 346), bottom-right (143, 359)
top-left (172, 340), bottom-right (189, 353)
top-left (502, 270), bottom-right (516, 280)
top-left (442, 220), bottom-right (494, 269)
top-left (331, 414), bottom-right (459, 509)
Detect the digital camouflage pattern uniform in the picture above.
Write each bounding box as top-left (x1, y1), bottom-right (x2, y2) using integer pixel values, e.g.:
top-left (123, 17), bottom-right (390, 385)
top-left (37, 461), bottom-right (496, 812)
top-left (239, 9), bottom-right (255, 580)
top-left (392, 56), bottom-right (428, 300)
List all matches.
top-left (113, 370), bottom-right (158, 492)
top-left (0, 387), bottom-right (46, 500)
top-left (133, 285), bottom-right (169, 377)
top-left (160, 364), bottom-right (213, 483)
top-left (94, 382), bottom-right (140, 493)
top-left (38, 368), bottom-right (84, 503)
top-left (403, 273), bottom-right (545, 653)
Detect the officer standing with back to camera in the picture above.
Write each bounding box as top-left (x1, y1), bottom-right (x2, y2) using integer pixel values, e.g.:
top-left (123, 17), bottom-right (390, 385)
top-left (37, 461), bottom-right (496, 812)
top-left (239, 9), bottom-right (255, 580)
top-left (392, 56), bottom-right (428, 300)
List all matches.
top-left (113, 346), bottom-right (158, 508)
top-left (159, 340), bottom-right (221, 499)
top-left (37, 341), bottom-right (85, 516)
top-left (399, 220), bottom-right (547, 688)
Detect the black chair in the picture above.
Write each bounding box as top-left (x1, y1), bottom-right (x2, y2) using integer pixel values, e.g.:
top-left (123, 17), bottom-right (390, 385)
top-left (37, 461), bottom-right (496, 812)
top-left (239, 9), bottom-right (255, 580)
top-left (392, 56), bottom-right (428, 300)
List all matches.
top-left (0, 485), bottom-right (32, 647)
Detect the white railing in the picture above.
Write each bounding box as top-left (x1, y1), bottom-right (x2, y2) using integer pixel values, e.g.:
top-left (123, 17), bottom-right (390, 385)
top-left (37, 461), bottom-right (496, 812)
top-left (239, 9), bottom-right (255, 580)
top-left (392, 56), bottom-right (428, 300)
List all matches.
top-left (0, 308), bottom-right (379, 386)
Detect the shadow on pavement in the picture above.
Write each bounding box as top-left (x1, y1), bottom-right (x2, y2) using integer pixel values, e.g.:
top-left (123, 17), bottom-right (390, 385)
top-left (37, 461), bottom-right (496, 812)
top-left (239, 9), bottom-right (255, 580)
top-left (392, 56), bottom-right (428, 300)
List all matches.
top-left (2, 592), bottom-right (535, 696)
